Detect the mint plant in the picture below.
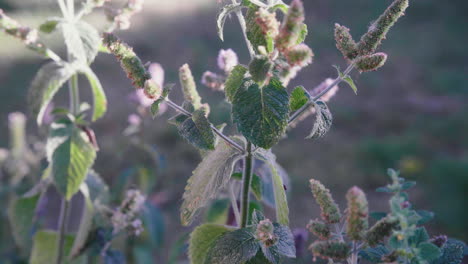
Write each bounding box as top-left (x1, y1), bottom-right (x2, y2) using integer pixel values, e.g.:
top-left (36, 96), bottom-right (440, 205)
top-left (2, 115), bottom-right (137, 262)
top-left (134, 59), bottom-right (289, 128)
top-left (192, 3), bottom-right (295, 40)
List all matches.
top-left (308, 169), bottom-right (467, 264)
top-left (2, 0), bottom-right (464, 263)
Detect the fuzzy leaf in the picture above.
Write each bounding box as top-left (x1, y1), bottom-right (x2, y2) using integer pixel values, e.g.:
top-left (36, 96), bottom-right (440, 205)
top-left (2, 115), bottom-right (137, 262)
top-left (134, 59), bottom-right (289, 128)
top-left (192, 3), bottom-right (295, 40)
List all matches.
top-left (289, 86), bottom-right (309, 112)
top-left (62, 21), bottom-right (100, 64)
top-left (178, 109), bottom-right (216, 150)
top-left (225, 65), bottom-right (248, 102)
top-left (273, 223), bottom-right (296, 258)
top-left (205, 228), bottom-right (260, 264)
top-left (180, 139), bottom-right (244, 225)
top-left (432, 239), bottom-right (466, 264)
top-left (8, 194), bottom-right (40, 249)
top-left (29, 61), bottom-right (77, 125)
top-left (79, 66), bottom-right (107, 121)
top-left (232, 78), bottom-right (289, 149)
top-left (46, 120), bottom-right (96, 200)
top-left (418, 242), bottom-right (441, 262)
top-left (255, 150), bottom-right (289, 225)
top-left (306, 101), bottom-right (332, 140)
top-left (30, 230), bottom-right (85, 264)
top-left (150, 98), bottom-right (164, 118)
top-left (189, 224), bottom-right (233, 264)
top-left (217, 3), bottom-right (245, 41)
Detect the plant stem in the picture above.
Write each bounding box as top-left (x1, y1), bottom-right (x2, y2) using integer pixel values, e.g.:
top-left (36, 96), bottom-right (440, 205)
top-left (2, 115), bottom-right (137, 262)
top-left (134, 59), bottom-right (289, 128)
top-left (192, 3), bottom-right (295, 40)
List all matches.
top-left (350, 241), bottom-right (358, 264)
top-left (165, 99), bottom-right (245, 153)
top-left (69, 74), bottom-right (80, 115)
top-left (288, 63), bottom-right (355, 125)
top-left (240, 142), bottom-right (254, 228)
top-left (231, 0), bottom-right (256, 60)
top-left (55, 199), bottom-right (70, 264)
top-left (229, 184), bottom-right (241, 225)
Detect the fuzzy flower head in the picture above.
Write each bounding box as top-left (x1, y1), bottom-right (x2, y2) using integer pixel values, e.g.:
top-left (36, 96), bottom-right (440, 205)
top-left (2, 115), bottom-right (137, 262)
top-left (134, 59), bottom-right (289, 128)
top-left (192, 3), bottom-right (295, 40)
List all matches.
top-left (217, 49), bottom-right (238, 73)
top-left (309, 240), bottom-right (351, 261)
top-left (310, 179), bottom-right (342, 224)
top-left (346, 186), bottom-right (369, 241)
top-left (307, 219), bottom-right (331, 240)
top-left (255, 219), bottom-right (278, 247)
top-left (286, 43), bottom-right (313, 67)
top-left (201, 71), bottom-right (225, 91)
top-left (255, 8), bottom-right (280, 39)
top-left (110, 189), bottom-right (146, 236)
top-left (275, 0), bottom-right (305, 51)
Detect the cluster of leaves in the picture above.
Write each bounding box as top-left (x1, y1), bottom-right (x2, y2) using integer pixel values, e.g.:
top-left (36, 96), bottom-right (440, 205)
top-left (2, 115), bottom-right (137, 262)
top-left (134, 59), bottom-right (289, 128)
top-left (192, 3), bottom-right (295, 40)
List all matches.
top-left (307, 169), bottom-right (468, 264)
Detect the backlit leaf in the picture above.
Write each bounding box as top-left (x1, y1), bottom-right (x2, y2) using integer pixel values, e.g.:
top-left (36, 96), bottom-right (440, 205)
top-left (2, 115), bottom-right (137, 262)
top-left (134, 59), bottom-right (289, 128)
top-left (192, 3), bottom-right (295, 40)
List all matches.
top-left (79, 66), bottom-right (107, 121)
top-left (217, 3), bottom-right (245, 41)
top-left (205, 228), bottom-right (260, 264)
top-left (306, 101), bottom-right (332, 140)
top-left (189, 224), bottom-right (233, 264)
top-left (178, 109), bottom-right (216, 150)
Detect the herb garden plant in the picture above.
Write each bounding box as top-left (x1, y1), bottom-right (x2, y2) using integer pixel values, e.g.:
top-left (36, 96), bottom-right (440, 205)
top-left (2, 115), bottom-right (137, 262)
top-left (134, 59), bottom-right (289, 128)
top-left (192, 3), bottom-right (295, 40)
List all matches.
top-left (0, 0), bottom-right (466, 263)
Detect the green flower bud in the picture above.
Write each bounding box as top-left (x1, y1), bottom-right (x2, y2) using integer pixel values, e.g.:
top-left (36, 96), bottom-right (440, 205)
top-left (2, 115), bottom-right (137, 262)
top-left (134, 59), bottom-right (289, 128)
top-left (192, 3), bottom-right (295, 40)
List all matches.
top-left (309, 240), bottom-right (351, 261)
top-left (357, 0), bottom-right (409, 55)
top-left (275, 0), bottom-right (305, 51)
top-left (102, 33), bottom-right (151, 88)
top-left (255, 219), bottom-right (278, 247)
top-left (310, 179), bottom-right (342, 224)
top-left (255, 8), bottom-right (280, 39)
top-left (346, 186), bottom-right (368, 241)
top-left (179, 64), bottom-right (202, 109)
top-left (365, 216), bottom-right (398, 247)
top-left (143, 79), bottom-right (162, 100)
top-left (286, 44), bottom-right (313, 67)
top-left (355, 52), bottom-right (387, 72)
top-left (249, 55), bottom-right (273, 85)
top-left (334, 23), bottom-right (358, 61)
top-left (307, 219), bottom-right (331, 240)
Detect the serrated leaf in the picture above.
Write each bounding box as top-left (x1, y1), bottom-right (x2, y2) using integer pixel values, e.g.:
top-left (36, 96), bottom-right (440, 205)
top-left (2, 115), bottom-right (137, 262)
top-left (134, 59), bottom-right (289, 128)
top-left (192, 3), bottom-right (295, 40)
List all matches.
top-left (217, 3), bottom-right (245, 41)
top-left (30, 230), bottom-right (86, 264)
top-left (205, 228), bottom-right (260, 264)
top-left (178, 109), bottom-right (216, 150)
top-left (409, 227), bottom-right (430, 246)
top-left (39, 17), bottom-right (62, 33)
top-left (306, 101), bottom-right (332, 140)
top-left (263, 223), bottom-right (296, 260)
top-left (432, 239), bottom-right (466, 264)
top-left (181, 138), bottom-right (244, 226)
top-left (289, 86), bottom-right (309, 112)
top-left (8, 194), bottom-right (40, 249)
top-left (47, 120), bottom-right (97, 200)
top-left (418, 242), bottom-right (441, 262)
top-left (189, 224), bottom-right (233, 264)
top-left (61, 21), bottom-right (100, 64)
top-left (29, 61), bottom-right (77, 125)
top-left (254, 150), bottom-right (289, 225)
top-left (79, 66), bottom-right (107, 121)
top-left (232, 78), bottom-right (289, 149)
top-left (225, 65), bottom-right (248, 102)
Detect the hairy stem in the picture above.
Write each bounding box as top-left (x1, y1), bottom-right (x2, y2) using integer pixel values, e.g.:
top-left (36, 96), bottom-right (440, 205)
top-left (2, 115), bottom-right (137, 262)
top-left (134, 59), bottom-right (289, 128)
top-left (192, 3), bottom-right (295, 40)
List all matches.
top-left (240, 142), bottom-right (254, 228)
top-left (231, 0), bottom-right (256, 59)
top-left (288, 63), bottom-right (355, 124)
top-left (55, 199), bottom-right (70, 264)
top-left (165, 99), bottom-right (245, 153)
top-left (69, 74), bottom-right (80, 115)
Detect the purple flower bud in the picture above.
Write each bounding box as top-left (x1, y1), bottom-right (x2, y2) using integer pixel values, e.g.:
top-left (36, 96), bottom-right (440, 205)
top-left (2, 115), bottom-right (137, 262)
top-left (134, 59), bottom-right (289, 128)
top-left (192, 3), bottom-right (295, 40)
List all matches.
top-left (217, 49), bottom-right (239, 73)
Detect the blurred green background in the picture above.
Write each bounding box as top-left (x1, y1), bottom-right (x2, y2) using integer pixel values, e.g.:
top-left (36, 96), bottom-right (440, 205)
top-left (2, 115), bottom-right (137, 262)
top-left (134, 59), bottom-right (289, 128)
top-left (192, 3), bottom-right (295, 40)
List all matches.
top-left (0, 0), bottom-right (467, 262)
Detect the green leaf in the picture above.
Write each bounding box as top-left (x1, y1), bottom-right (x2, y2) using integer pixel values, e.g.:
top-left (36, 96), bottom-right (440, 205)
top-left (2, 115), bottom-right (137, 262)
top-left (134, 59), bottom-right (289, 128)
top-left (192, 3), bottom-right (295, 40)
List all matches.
top-left (150, 98), bottom-right (165, 118)
top-left (8, 194), bottom-right (40, 249)
top-left (432, 239), bottom-right (466, 264)
top-left (249, 55), bottom-right (273, 85)
top-left (289, 86), bottom-right (309, 112)
top-left (273, 223), bottom-right (296, 258)
top-left (343, 75), bottom-right (358, 94)
top-left (359, 245), bottom-right (390, 263)
top-left (178, 109), bottom-right (216, 150)
top-left (61, 21), bottom-right (100, 64)
top-left (205, 228), bottom-right (260, 264)
top-left (47, 120), bottom-right (97, 200)
top-left (231, 172), bottom-right (263, 201)
top-left (189, 224), bottom-right (233, 264)
top-left (269, 3), bottom-right (289, 14)
top-left (39, 17), bottom-right (62, 33)
top-left (254, 150), bottom-right (289, 225)
top-left (217, 3), bottom-right (245, 41)
top-left (418, 242), bottom-right (441, 262)
top-left (30, 230), bottom-right (86, 264)
top-left (205, 199), bottom-right (230, 224)
top-left (225, 65), bottom-right (248, 102)
top-left (181, 138), bottom-right (244, 225)
top-left (416, 210), bottom-right (434, 225)
top-left (306, 101), bottom-right (333, 140)
top-left (232, 78), bottom-right (289, 149)
top-left (409, 227), bottom-right (430, 246)
top-left (245, 251), bottom-right (273, 264)
top-left (29, 61), bottom-right (77, 125)
top-left (297, 23), bottom-right (308, 44)
top-left (79, 66), bottom-right (107, 121)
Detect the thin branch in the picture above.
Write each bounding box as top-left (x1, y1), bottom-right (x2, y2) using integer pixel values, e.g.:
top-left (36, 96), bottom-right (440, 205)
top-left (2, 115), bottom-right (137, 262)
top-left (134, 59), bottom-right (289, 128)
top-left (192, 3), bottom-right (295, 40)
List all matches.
top-left (165, 99), bottom-right (245, 153)
top-left (231, 0), bottom-right (256, 59)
